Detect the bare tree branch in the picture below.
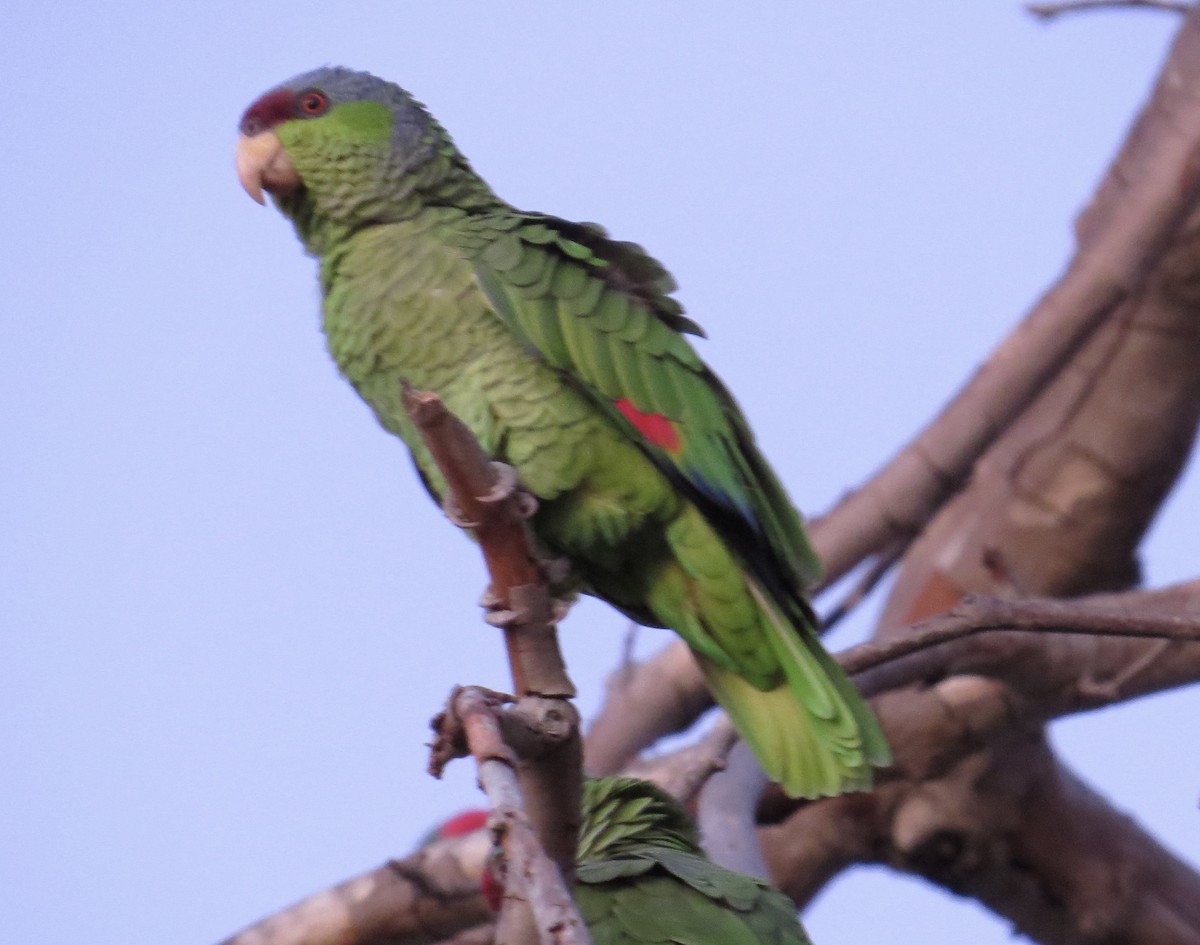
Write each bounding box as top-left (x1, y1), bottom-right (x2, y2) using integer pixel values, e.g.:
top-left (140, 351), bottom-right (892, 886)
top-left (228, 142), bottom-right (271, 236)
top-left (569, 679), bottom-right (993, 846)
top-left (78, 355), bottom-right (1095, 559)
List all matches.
top-left (807, 1), bottom-right (1200, 590)
top-left (844, 590), bottom-right (1200, 686)
top-left (812, 12), bottom-right (1200, 943)
top-left (406, 388), bottom-right (584, 874)
top-left (430, 687), bottom-right (588, 945)
top-left (403, 390), bottom-right (587, 945)
top-left (765, 735), bottom-right (1200, 945)
top-left (696, 740), bottom-right (772, 879)
top-left (216, 842), bottom-right (491, 945)
top-left (584, 633), bottom-right (709, 776)
top-left (620, 716), bottom-right (739, 806)
top-left (403, 386), bottom-right (574, 700)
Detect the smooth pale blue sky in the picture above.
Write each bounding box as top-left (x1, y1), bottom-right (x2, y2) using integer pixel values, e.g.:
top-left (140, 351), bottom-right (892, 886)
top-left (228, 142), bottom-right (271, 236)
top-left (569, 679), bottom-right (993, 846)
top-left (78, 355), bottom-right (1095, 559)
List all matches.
top-left (4, 3), bottom-right (1198, 944)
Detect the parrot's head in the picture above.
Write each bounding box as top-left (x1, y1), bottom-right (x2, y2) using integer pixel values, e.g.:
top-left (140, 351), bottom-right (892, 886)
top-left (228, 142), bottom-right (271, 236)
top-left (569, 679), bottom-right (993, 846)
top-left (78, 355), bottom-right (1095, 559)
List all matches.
top-left (578, 777), bottom-right (702, 862)
top-left (236, 67), bottom-right (489, 242)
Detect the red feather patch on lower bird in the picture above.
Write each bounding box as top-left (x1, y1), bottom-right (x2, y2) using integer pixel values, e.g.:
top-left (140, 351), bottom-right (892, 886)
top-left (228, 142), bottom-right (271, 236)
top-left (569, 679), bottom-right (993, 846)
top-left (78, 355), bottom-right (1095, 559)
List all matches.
top-left (438, 809), bottom-right (488, 838)
top-left (481, 861), bottom-right (504, 913)
top-left (615, 398), bottom-right (681, 453)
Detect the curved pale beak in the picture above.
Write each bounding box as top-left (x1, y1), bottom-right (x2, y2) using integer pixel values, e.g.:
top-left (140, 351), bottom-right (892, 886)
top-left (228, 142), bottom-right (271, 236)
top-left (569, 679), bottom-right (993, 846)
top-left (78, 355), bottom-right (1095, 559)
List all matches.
top-left (235, 130), bottom-right (301, 205)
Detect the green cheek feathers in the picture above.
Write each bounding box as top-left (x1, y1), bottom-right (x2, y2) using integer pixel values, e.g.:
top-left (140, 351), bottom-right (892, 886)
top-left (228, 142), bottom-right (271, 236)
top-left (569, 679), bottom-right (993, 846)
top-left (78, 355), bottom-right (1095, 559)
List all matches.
top-left (274, 101), bottom-right (397, 234)
top-left (278, 100), bottom-right (394, 151)
top-left (327, 100), bottom-right (393, 142)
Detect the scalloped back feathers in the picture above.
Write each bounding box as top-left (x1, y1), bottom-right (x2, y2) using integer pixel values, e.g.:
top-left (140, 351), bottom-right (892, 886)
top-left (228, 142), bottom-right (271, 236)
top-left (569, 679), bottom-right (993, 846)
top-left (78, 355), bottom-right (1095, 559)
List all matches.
top-left (576, 778), bottom-right (813, 945)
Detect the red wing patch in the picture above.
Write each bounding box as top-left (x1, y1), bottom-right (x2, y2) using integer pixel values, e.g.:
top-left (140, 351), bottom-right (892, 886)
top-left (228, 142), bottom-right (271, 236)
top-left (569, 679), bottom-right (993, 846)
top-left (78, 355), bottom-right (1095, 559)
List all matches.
top-left (615, 398), bottom-right (682, 453)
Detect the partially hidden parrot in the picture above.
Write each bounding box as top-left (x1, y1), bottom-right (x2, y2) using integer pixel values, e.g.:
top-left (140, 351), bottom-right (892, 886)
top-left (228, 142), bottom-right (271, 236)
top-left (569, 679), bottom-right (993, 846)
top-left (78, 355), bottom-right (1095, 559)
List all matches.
top-left (417, 808), bottom-right (489, 848)
top-left (576, 776), bottom-right (812, 945)
top-left (235, 67), bottom-right (889, 798)
top-left (422, 779), bottom-right (811, 944)
top-left (415, 809), bottom-right (504, 912)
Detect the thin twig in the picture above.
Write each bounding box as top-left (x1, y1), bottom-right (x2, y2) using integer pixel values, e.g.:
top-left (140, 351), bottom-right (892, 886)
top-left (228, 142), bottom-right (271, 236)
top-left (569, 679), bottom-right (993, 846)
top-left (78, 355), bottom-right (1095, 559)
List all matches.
top-left (614, 623), bottom-right (640, 692)
top-left (842, 592), bottom-right (1200, 681)
top-left (1028, 0), bottom-right (1189, 21)
top-left (821, 539), bottom-right (907, 631)
top-left (622, 716), bottom-right (740, 806)
top-left (584, 637), bottom-right (710, 776)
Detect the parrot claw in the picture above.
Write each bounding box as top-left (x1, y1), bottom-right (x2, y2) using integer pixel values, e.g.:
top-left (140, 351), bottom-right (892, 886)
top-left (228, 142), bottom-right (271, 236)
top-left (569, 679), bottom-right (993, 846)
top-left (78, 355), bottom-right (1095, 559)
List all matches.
top-left (536, 557), bottom-right (576, 622)
top-left (480, 586), bottom-right (573, 628)
top-left (441, 493), bottom-right (478, 529)
top-left (480, 569), bottom-right (572, 628)
top-left (537, 555), bottom-right (572, 586)
top-left (480, 463), bottom-right (539, 518)
top-left (515, 491), bottom-right (539, 519)
top-left (479, 461), bottom-right (518, 502)
top-left (550, 597), bottom-right (574, 623)
top-left (483, 607), bottom-right (521, 629)
top-left (442, 464), bottom-right (537, 527)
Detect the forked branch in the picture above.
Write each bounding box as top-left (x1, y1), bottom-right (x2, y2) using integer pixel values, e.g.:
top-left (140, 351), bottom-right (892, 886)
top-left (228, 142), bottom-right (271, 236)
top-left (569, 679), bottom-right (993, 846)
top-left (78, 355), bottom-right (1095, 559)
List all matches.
top-left (405, 388), bottom-right (587, 944)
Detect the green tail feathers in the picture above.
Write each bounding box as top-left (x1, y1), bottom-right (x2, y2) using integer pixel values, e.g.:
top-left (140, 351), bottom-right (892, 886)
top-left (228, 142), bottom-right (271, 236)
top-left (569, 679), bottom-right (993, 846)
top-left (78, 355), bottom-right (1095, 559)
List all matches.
top-left (697, 583), bottom-right (890, 799)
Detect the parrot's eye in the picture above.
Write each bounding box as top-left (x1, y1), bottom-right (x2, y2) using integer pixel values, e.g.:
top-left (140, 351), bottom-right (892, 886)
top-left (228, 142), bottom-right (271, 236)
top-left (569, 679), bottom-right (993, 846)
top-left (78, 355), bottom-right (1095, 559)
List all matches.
top-left (298, 90), bottom-right (329, 117)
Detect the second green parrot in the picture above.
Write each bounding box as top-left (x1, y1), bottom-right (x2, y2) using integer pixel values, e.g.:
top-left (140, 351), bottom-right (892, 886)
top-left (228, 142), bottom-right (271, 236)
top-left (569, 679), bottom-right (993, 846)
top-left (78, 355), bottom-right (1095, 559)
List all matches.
top-left (576, 776), bottom-right (811, 945)
top-left (235, 67), bottom-right (888, 798)
top-left (424, 778), bottom-right (812, 943)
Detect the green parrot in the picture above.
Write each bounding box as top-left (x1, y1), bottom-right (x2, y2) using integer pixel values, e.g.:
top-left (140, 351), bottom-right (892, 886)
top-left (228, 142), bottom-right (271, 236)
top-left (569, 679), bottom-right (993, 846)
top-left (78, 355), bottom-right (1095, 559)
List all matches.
top-left (235, 67), bottom-right (888, 798)
top-left (576, 776), bottom-right (811, 945)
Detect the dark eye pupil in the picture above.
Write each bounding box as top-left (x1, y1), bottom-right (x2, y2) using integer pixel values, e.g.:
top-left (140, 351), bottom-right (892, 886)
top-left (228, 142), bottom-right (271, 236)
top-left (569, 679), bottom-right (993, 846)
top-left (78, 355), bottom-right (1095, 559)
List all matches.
top-left (305, 95), bottom-right (322, 112)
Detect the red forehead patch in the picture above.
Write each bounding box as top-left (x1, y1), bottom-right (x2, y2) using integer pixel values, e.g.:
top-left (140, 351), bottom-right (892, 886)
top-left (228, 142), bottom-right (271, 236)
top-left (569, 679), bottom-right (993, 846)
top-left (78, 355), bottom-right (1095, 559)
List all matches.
top-left (239, 88), bottom-right (296, 136)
